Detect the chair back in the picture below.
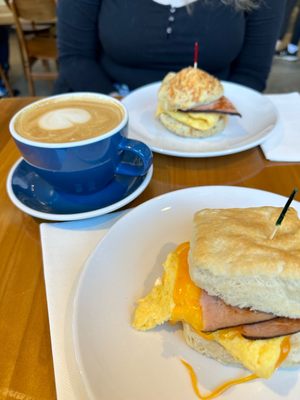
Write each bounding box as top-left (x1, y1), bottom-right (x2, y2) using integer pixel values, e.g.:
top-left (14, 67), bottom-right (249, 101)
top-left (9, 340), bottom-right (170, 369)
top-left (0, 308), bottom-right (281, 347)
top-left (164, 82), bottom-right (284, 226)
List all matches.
top-left (8, 0), bottom-right (58, 95)
top-left (12, 0), bottom-right (56, 23)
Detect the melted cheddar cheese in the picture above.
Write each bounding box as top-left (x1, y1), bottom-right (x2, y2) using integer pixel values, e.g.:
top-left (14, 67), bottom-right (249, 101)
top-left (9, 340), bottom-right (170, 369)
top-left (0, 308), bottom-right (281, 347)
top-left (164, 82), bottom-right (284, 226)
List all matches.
top-left (170, 242), bottom-right (203, 333)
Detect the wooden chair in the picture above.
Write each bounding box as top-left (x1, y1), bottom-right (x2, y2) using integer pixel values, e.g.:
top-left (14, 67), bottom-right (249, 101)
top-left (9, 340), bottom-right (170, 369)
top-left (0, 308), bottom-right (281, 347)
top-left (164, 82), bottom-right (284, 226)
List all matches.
top-left (0, 64), bottom-right (13, 97)
top-left (8, 0), bottom-right (58, 96)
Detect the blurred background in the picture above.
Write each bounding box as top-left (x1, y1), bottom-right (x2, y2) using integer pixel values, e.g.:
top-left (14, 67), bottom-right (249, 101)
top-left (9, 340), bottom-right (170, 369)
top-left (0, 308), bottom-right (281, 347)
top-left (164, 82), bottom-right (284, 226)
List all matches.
top-left (0, 0), bottom-right (300, 98)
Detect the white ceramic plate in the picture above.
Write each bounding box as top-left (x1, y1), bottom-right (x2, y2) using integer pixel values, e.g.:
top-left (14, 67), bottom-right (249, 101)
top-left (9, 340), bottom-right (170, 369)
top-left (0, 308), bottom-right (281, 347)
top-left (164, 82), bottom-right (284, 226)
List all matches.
top-left (73, 186), bottom-right (300, 400)
top-left (122, 82), bottom-right (278, 157)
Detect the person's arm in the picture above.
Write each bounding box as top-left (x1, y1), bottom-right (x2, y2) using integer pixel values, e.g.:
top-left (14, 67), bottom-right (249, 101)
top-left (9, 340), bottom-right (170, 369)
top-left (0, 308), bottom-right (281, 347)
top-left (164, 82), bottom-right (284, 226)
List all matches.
top-left (228, 0), bottom-right (283, 92)
top-left (55, 0), bottom-right (114, 94)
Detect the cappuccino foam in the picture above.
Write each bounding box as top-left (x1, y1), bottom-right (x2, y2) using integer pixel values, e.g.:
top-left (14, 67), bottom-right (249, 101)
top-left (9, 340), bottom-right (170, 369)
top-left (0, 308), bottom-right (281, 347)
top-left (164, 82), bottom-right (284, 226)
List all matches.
top-left (14, 98), bottom-right (124, 143)
top-left (39, 108), bottom-right (91, 130)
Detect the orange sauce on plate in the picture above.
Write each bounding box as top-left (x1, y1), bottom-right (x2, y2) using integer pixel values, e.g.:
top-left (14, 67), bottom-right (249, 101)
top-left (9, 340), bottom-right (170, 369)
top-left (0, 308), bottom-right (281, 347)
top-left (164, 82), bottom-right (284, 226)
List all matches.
top-left (180, 335), bottom-right (291, 399)
top-left (181, 359), bottom-right (257, 400)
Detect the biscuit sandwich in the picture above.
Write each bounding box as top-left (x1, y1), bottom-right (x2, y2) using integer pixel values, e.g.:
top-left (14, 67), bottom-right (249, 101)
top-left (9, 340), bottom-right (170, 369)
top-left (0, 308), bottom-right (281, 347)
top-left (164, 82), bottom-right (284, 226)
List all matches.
top-left (156, 67), bottom-right (241, 138)
top-left (132, 206), bottom-right (300, 384)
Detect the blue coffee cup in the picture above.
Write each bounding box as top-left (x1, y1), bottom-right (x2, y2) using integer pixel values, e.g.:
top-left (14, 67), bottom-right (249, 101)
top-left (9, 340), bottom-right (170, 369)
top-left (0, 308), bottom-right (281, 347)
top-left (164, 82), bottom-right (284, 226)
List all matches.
top-left (9, 93), bottom-right (153, 194)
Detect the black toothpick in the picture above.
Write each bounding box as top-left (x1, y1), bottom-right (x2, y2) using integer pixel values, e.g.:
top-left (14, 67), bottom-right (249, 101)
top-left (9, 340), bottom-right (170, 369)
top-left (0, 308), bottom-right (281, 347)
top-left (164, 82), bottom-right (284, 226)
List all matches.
top-left (270, 188), bottom-right (298, 239)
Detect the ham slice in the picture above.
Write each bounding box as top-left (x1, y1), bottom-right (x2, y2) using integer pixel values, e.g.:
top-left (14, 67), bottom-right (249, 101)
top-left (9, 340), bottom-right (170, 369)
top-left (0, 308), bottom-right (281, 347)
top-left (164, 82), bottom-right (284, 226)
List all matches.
top-left (201, 290), bottom-right (275, 332)
top-left (180, 96), bottom-right (241, 116)
top-left (242, 318), bottom-right (300, 339)
top-left (201, 291), bottom-right (300, 339)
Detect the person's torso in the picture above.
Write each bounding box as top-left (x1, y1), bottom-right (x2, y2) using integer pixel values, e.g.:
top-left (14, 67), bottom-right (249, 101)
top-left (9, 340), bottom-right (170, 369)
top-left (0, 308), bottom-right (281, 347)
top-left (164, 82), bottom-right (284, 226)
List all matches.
top-left (98, 0), bottom-right (246, 88)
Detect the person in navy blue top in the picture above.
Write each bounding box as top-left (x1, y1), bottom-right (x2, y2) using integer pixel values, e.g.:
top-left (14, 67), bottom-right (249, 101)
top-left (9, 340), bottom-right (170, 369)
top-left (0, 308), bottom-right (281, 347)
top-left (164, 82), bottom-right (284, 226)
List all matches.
top-left (54, 0), bottom-right (283, 95)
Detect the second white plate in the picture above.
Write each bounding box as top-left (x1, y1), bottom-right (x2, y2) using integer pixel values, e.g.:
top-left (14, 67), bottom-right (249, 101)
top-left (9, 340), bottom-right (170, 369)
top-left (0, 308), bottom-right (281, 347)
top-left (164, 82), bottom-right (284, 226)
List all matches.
top-left (73, 186), bottom-right (300, 400)
top-left (122, 81), bottom-right (278, 157)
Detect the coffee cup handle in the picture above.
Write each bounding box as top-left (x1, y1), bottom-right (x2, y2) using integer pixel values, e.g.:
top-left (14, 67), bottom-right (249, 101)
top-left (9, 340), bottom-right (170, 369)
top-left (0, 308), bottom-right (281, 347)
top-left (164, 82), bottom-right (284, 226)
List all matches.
top-left (116, 137), bottom-right (153, 176)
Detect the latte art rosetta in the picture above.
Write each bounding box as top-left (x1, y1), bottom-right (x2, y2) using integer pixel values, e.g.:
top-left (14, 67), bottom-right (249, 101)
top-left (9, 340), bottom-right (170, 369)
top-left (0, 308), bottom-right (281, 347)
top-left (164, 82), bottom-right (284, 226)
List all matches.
top-left (14, 98), bottom-right (124, 143)
top-left (38, 108), bottom-right (91, 130)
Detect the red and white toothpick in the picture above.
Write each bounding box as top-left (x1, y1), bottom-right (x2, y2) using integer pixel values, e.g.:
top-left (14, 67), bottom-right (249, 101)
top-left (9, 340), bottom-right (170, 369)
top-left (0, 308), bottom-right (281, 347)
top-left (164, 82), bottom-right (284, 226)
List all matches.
top-left (193, 41), bottom-right (199, 68)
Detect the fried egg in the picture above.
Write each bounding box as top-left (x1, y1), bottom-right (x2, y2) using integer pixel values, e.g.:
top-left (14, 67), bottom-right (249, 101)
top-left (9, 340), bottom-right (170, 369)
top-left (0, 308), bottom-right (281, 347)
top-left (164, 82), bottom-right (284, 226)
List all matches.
top-left (156, 103), bottom-right (220, 131)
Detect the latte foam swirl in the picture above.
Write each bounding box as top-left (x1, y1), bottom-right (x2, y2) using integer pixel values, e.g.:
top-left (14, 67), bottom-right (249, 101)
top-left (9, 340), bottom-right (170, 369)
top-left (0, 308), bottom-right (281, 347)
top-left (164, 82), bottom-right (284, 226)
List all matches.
top-left (38, 108), bottom-right (91, 130)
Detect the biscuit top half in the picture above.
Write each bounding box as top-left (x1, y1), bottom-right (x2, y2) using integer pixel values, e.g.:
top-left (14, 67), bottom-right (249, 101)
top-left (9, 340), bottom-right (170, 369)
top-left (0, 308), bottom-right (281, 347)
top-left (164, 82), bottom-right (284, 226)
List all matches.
top-left (189, 206), bottom-right (300, 280)
top-left (158, 67), bottom-right (224, 111)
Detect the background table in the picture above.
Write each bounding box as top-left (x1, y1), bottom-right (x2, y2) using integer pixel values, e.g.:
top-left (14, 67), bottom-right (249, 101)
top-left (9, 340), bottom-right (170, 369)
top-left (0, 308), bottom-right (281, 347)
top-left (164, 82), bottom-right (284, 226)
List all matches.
top-left (0, 0), bottom-right (13, 26)
top-left (1, 97), bottom-right (300, 399)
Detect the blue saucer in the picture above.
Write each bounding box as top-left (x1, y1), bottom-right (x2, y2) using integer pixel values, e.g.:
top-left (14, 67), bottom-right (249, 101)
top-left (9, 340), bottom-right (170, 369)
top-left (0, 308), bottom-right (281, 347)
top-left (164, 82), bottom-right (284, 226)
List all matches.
top-left (7, 158), bottom-right (153, 221)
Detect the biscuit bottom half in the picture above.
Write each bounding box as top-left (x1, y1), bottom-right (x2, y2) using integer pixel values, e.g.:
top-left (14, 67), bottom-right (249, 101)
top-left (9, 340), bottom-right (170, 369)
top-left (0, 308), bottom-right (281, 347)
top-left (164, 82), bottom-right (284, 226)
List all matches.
top-left (159, 112), bottom-right (228, 138)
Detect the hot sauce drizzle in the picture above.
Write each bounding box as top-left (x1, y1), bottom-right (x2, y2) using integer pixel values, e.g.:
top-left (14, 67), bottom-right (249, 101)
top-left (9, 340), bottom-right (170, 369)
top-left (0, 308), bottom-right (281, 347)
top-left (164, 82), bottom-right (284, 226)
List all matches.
top-left (181, 359), bottom-right (257, 400)
top-left (180, 335), bottom-right (291, 399)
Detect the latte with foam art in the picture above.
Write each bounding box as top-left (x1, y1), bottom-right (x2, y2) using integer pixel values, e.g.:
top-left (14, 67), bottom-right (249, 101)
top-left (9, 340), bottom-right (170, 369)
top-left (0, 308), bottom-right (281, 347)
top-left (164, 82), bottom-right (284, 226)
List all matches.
top-left (14, 98), bottom-right (124, 143)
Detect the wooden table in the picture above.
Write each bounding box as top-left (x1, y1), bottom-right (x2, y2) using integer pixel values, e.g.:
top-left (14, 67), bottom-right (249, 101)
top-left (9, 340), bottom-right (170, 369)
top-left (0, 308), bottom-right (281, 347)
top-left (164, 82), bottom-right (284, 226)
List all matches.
top-left (1, 97), bottom-right (300, 399)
